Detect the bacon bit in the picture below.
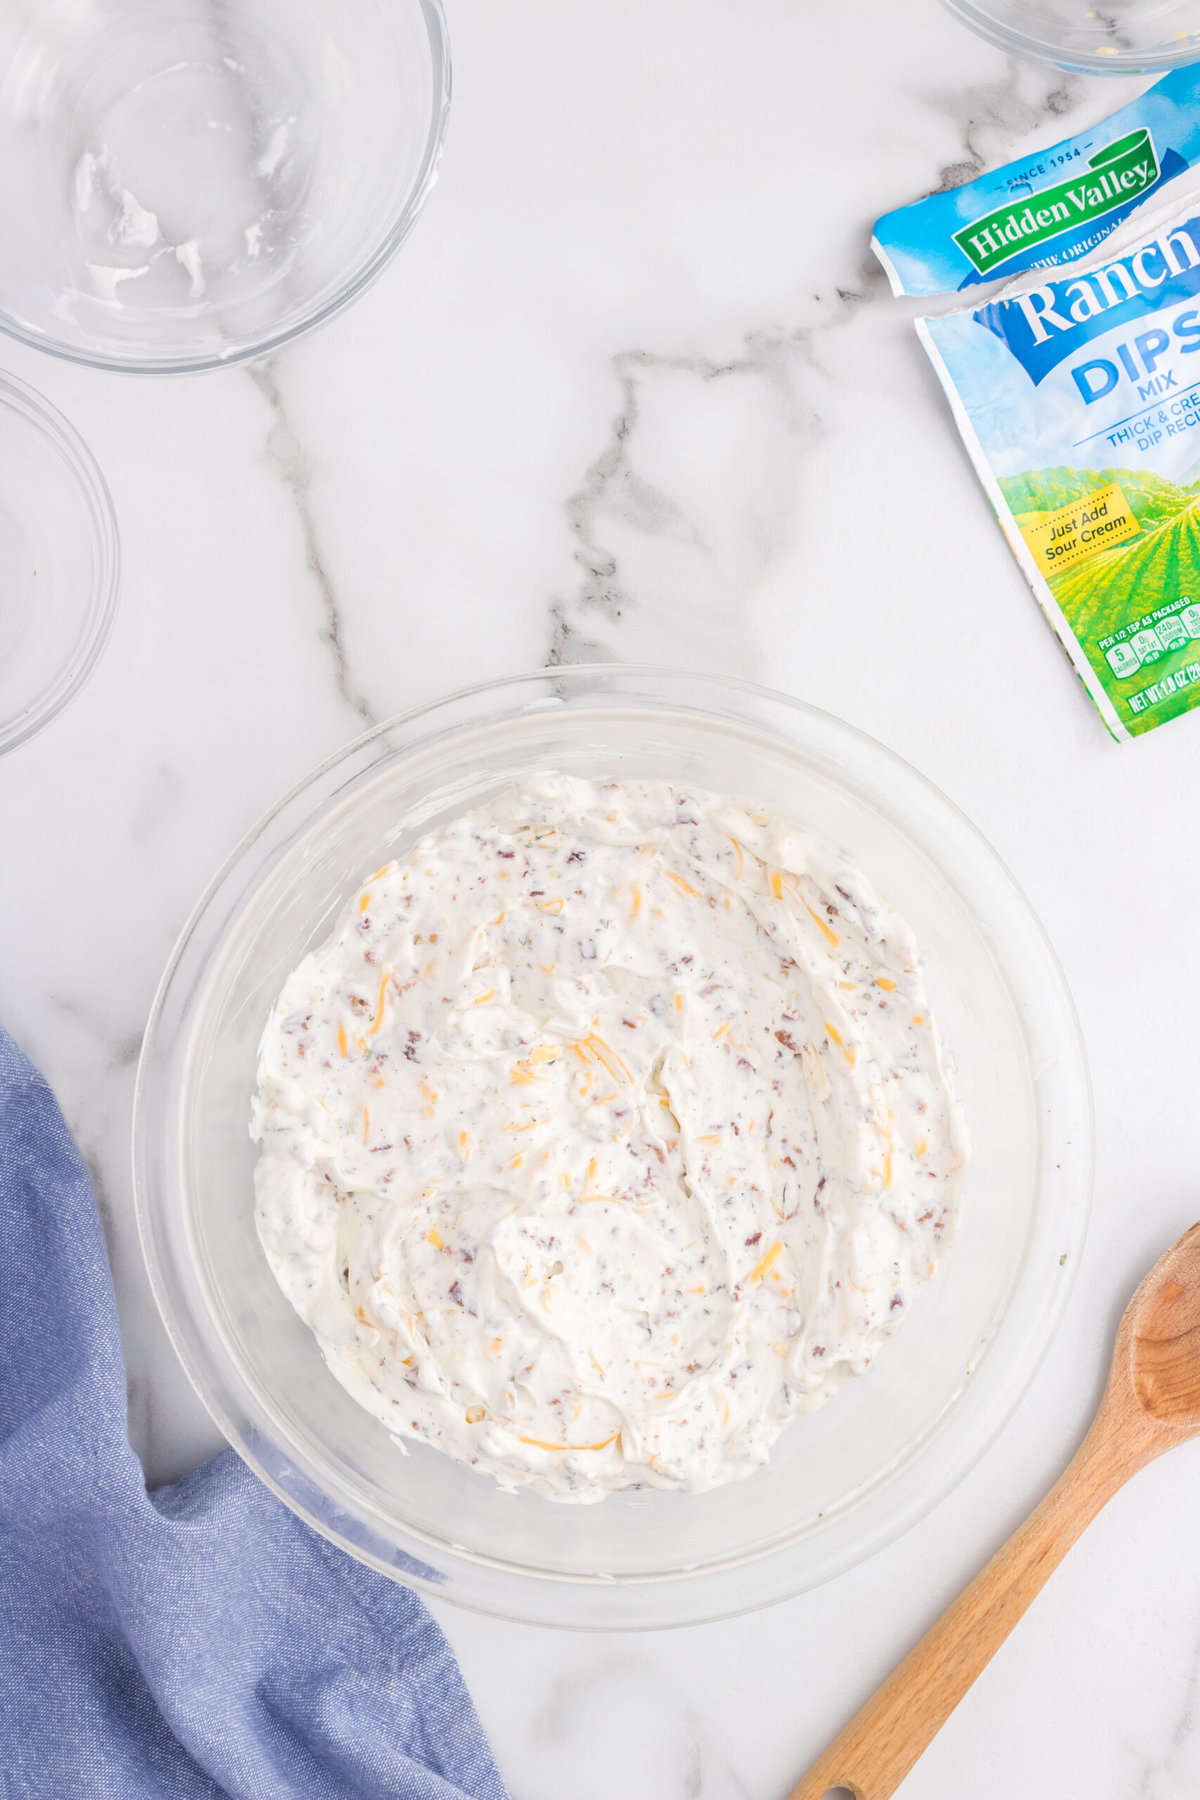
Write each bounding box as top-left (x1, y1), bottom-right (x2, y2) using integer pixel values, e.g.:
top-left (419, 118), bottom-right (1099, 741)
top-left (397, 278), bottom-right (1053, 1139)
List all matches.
top-left (359, 891), bottom-right (371, 914)
top-left (665, 869), bottom-right (699, 898)
top-left (465, 1404), bottom-right (487, 1424)
top-left (368, 970), bottom-right (391, 1036)
top-left (805, 902), bottom-right (840, 949)
top-left (750, 1240), bottom-right (784, 1283)
top-left (538, 897), bottom-right (565, 915)
top-left (770, 870), bottom-right (784, 900)
top-left (876, 976), bottom-right (897, 991)
top-left (517, 1432), bottom-right (618, 1453)
top-left (712, 1021), bottom-right (730, 1042)
top-left (337, 1022), bottom-right (348, 1058)
top-left (458, 1131), bottom-right (471, 1162)
top-left (729, 837), bottom-right (745, 879)
top-left (823, 1019), bottom-right (844, 1048)
top-left (426, 1226), bottom-right (444, 1250)
top-left (362, 1107), bottom-right (370, 1144)
top-left (472, 988), bottom-right (496, 1005)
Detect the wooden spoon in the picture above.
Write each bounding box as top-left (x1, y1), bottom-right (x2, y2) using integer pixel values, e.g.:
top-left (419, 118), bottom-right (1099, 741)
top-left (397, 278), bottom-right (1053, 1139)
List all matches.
top-left (789, 1223), bottom-right (1200, 1800)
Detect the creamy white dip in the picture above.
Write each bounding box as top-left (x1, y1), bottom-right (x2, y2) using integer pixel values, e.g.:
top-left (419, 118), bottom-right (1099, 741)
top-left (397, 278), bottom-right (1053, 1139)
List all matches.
top-left (253, 775), bottom-right (966, 1501)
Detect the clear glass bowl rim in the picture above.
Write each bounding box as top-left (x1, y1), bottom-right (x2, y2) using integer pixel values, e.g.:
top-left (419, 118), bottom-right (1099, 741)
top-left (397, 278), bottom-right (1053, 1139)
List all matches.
top-left (0, 370), bottom-right (120, 754)
top-left (132, 664), bottom-right (1094, 1630)
top-left (0, 0), bottom-right (451, 376)
top-left (941, 0), bottom-right (1200, 72)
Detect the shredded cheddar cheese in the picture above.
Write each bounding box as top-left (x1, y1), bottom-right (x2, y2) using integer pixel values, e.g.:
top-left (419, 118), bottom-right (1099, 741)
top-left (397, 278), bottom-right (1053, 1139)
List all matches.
top-left (253, 773), bottom-right (965, 1504)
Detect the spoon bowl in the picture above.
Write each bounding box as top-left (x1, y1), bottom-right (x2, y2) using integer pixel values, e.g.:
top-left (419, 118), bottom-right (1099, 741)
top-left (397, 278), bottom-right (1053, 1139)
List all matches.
top-left (1122, 1224), bottom-right (1200, 1429)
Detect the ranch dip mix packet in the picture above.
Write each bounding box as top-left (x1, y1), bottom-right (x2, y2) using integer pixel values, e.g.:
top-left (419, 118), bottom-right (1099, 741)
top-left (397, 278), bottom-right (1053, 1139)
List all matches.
top-left (875, 71), bottom-right (1200, 741)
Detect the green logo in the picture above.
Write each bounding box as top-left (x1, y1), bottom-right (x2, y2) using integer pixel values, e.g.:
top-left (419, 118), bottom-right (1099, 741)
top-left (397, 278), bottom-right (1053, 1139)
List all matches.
top-left (953, 128), bottom-right (1160, 278)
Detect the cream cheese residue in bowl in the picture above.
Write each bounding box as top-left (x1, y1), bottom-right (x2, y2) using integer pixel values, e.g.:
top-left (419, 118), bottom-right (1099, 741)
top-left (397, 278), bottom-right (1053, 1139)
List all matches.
top-left (252, 775), bottom-right (967, 1502)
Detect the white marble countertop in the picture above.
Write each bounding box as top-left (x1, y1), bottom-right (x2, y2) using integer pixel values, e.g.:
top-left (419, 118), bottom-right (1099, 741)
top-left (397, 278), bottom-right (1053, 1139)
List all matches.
top-left (2, 1), bottom-right (1199, 1794)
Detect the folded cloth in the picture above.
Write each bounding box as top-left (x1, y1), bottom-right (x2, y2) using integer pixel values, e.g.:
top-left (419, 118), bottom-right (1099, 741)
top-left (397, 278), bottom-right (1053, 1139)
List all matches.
top-left (0, 1029), bottom-right (508, 1800)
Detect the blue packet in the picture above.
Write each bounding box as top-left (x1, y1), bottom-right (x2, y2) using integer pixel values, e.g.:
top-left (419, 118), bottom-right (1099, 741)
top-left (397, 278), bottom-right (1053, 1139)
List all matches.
top-left (873, 66), bottom-right (1200, 297)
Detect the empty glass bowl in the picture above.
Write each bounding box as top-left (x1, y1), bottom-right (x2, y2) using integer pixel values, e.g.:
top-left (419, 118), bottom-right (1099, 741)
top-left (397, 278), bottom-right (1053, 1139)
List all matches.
top-left (0, 372), bottom-right (119, 754)
top-left (0, 0), bottom-right (450, 372)
top-left (133, 668), bottom-right (1093, 1628)
top-left (942, 0), bottom-right (1200, 71)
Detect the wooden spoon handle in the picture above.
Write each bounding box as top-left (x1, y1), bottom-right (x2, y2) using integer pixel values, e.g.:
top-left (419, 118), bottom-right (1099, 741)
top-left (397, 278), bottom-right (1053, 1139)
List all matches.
top-left (788, 1418), bottom-right (1141, 1800)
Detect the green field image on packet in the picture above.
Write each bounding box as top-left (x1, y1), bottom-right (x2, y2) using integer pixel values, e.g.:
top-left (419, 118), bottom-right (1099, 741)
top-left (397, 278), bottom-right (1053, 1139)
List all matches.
top-left (874, 72), bottom-right (1200, 742)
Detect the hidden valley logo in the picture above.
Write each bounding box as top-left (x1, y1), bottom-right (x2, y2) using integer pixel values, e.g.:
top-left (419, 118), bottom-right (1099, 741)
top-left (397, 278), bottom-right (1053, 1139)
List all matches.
top-left (953, 129), bottom-right (1161, 279)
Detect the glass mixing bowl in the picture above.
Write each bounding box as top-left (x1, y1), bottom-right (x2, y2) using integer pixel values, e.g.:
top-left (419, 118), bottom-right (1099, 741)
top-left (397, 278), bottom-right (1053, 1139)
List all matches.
top-left (0, 0), bottom-right (449, 373)
top-left (133, 667), bottom-right (1092, 1629)
top-left (942, 0), bottom-right (1200, 71)
top-left (0, 371), bottom-right (119, 754)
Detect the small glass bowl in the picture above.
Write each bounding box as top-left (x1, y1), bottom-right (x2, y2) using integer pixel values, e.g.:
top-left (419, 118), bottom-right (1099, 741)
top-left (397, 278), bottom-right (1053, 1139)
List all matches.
top-left (0, 372), bottom-right (119, 755)
top-left (942, 0), bottom-right (1200, 72)
top-left (0, 0), bottom-right (450, 374)
top-left (133, 668), bottom-right (1093, 1629)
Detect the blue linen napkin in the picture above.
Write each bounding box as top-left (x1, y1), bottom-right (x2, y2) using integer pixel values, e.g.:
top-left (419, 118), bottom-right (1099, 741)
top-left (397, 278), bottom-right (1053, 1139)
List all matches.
top-left (0, 1028), bottom-right (509, 1800)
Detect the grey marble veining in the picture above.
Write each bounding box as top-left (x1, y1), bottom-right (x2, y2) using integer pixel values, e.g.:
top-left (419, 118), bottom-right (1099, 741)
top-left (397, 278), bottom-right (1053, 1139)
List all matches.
top-left (249, 360), bottom-right (380, 727)
top-left (1, 2), bottom-right (1198, 1794)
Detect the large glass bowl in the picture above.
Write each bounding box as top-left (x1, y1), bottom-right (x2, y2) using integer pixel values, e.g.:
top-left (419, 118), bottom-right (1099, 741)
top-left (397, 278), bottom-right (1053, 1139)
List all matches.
top-left (0, 0), bottom-right (449, 374)
top-left (133, 667), bottom-right (1092, 1629)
